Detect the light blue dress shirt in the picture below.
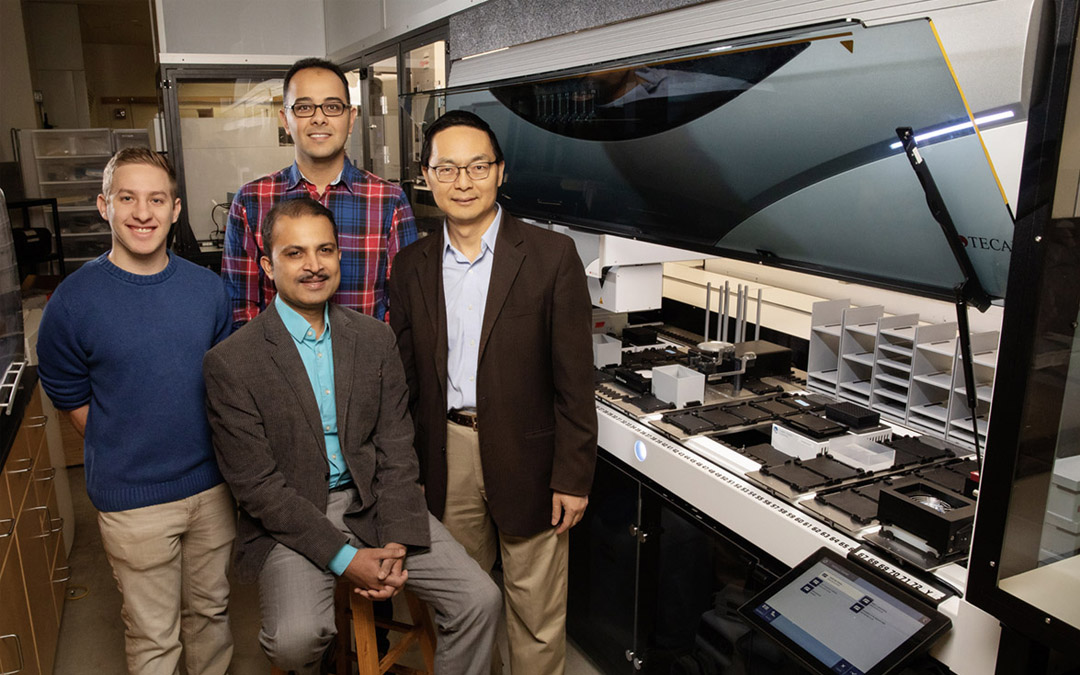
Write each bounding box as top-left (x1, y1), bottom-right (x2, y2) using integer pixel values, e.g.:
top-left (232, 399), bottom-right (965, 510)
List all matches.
top-left (275, 296), bottom-right (357, 574)
top-left (442, 206), bottom-right (502, 411)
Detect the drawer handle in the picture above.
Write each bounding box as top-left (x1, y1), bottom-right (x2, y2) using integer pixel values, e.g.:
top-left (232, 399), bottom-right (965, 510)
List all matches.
top-left (0, 518), bottom-right (13, 539)
top-left (0, 633), bottom-right (25, 675)
top-left (34, 467), bottom-right (56, 482)
top-left (50, 516), bottom-right (63, 534)
top-left (24, 506), bottom-right (51, 539)
top-left (5, 457), bottom-right (33, 475)
top-left (52, 566), bottom-right (71, 584)
top-left (25, 415), bottom-right (48, 429)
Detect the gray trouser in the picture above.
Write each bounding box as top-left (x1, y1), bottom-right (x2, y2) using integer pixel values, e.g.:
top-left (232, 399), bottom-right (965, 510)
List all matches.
top-left (256, 488), bottom-right (501, 675)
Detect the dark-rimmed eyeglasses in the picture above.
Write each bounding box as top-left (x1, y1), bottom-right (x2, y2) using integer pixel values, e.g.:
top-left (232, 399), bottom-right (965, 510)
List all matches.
top-left (426, 161), bottom-right (499, 183)
top-left (287, 101), bottom-right (348, 118)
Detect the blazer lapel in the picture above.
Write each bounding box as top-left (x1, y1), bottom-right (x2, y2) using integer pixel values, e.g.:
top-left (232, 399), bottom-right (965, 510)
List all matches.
top-left (479, 215), bottom-right (525, 362)
top-left (417, 235), bottom-right (448, 397)
top-left (330, 305), bottom-right (356, 449)
top-left (264, 304), bottom-right (326, 447)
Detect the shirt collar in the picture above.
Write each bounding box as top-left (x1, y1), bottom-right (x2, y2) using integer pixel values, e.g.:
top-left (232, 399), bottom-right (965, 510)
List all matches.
top-left (275, 294), bottom-right (331, 343)
top-left (442, 204), bottom-right (503, 259)
top-left (286, 159), bottom-right (355, 194)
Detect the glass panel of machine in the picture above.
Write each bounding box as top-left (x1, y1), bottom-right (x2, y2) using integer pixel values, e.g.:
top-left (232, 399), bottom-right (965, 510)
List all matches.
top-left (996, 259), bottom-right (1080, 631)
top-left (438, 19), bottom-right (1014, 299)
top-left (0, 190), bottom-right (24, 378)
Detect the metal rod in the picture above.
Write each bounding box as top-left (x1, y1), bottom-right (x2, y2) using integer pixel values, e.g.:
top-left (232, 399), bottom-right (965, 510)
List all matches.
top-left (740, 288), bottom-right (748, 342)
top-left (755, 288), bottom-right (762, 341)
top-left (703, 282), bottom-right (711, 342)
top-left (736, 285), bottom-right (745, 343)
top-left (721, 281), bottom-right (729, 342)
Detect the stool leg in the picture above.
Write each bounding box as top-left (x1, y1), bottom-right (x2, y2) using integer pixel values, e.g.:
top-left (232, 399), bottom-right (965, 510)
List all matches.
top-left (335, 582), bottom-right (352, 675)
top-left (406, 592), bottom-right (437, 674)
top-left (350, 592), bottom-right (381, 674)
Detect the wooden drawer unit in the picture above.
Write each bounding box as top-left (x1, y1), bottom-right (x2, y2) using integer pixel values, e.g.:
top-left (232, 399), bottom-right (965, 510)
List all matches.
top-left (1, 384), bottom-right (65, 674)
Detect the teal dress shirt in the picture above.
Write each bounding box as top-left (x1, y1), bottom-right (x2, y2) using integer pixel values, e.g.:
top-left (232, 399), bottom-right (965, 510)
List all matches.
top-left (275, 296), bottom-right (358, 574)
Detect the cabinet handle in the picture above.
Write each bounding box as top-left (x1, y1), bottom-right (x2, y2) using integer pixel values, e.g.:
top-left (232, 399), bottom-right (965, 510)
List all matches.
top-left (52, 566), bottom-right (71, 584)
top-left (25, 415), bottom-right (48, 428)
top-left (0, 633), bottom-right (25, 675)
top-left (24, 506), bottom-right (51, 539)
top-left (34, 467), bottom-right (56, 482)
top-left (5, 457), bottom-right (33, 475)
top-left (0, 518), bottom-right (13, 538)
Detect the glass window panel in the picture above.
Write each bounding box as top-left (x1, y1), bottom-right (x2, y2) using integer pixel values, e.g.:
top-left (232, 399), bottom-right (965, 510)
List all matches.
top-left (367, 56), bottom-right (401, 180)
top-left (403, 40), bottom-right (447, 184)
top-left (437, 19), bottom-right (1015, 299)
top-left (995, 219), bottom-right (1080, 632)
top-left (345, 68), bottom-right (364, 170)
top-left (176, 77), bottom-right (294, 244)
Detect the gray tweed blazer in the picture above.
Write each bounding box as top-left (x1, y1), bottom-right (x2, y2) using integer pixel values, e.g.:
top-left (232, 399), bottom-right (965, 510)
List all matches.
top-left (203, 302), bottom-right (430, 584)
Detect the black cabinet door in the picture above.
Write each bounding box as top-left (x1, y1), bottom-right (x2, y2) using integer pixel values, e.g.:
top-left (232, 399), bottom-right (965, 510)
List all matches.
top-left (569, 455), bottom-right (641, 673)
top-left (633, 484), bottom-right (805, 675)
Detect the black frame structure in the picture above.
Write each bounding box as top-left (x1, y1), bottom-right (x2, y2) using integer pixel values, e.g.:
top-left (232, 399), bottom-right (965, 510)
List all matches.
top-left (967, 0), bottom-right (1080, 659)
top-left (159, 64), bottom-right (291, 255)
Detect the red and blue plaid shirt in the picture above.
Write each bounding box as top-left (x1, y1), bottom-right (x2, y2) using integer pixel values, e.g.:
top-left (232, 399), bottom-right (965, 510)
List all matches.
top-left (222, 160), bottom-right (417, 328)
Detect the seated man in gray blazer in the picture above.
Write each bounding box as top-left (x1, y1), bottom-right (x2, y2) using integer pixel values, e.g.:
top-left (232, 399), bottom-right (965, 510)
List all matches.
top-left (203, 197), bottom-right (500, 675)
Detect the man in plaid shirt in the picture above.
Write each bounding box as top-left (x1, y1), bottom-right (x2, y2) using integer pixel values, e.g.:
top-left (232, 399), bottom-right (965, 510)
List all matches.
top-left (223, 57), bottom-right (417, 329)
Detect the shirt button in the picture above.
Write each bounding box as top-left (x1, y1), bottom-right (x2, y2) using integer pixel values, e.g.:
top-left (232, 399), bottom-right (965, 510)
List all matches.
top-left (317, 353), bottom-right (323, 358)
top-left (325, 389), bottom-right (331, 395)
top-left (331, 454), bottom-right (338, 460)
top-left (307, 330), bottom-right (313, 336)
top-left (469, 376), bottom-right (475, 382)
top-left (325, 425), bottom-right (331, 431)
top-left (470, 339), bottom-right (475, 346)
top-left (468, 305), bottom-right (473, 311)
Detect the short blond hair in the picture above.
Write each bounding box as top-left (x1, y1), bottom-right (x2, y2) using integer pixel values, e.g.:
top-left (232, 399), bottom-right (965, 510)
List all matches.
top-left (101, 147), bottom-right (178, 199)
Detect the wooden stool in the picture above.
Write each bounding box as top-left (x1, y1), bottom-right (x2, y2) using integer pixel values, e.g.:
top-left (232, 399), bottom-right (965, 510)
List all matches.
top-left (270, 580), bottom-right (436, 675)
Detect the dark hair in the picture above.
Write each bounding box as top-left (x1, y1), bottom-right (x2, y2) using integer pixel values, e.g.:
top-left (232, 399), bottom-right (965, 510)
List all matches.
top-left (261, 198), bottom-right (338, 256)
top-left (284, 57), bottom-right (351, 105)
top-left (420, 110), bottom-right (504, 168)
top-left (102, 147), bottom-right (178, 200)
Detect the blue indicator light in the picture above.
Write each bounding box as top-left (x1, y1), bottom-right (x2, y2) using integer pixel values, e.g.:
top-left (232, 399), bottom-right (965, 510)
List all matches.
top-left (634, 440), bottom-right (647, 462)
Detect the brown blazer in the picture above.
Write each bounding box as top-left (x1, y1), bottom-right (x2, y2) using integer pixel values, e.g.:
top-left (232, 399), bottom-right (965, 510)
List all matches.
top-left (389, 213), bottom-right (597, 537)
top-left (203, 302), bottom-right (430, 584)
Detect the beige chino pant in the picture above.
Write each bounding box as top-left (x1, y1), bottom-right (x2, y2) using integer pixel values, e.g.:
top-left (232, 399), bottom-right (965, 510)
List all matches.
top-left (97, 483), bottom-right (235, 675)
top-left (443, 421), bottom-right (570, 675)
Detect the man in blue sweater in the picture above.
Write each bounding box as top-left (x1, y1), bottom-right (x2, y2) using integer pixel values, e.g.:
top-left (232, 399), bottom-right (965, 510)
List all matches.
top-left (37, 148), bottom-right (234, 675)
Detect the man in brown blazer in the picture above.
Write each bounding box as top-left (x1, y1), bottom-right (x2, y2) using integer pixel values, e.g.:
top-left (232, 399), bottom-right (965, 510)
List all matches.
top-left (204, 197), bottom-right (500, 675)
top-left (389, 110), bottom-right (598, 674)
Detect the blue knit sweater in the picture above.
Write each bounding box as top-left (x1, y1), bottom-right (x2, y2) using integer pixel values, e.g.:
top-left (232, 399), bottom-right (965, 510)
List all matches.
top-left (37, 253), bottom-right (230, 512)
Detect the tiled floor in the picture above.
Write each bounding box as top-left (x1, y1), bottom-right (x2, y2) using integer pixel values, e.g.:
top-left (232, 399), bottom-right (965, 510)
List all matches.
top-left (53, 468), bottom-right (604, 674)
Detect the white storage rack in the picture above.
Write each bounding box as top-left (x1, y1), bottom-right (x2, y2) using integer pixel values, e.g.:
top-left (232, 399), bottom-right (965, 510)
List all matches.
top-left (808, 299), bottom-right (998, 452)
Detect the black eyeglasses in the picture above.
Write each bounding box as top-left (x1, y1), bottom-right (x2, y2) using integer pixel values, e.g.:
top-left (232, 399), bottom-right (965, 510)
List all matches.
top-left (426, 161), bottom-right (499, 183)
top-left (287, 101), bottom-right (348, 118)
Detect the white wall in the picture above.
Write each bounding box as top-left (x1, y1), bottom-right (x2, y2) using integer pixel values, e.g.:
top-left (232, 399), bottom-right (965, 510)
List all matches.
top-left (156, 0), bottom-right (326, 63)
top-left (0, 0), bottom-right (37, 163)
top-left (324, 0), bottom-right (489, 61)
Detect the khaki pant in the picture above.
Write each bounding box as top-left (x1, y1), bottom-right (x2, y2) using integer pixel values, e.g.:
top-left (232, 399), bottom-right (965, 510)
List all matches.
top-left (97, 483), bottom-right (236, 675)
top-left (443, 421), bottom-right (569, 675)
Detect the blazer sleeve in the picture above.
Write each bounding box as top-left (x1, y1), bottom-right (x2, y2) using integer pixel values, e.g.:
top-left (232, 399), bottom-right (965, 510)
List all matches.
top-left (369, 324), bottom-right (430, 547)
top-left (203, 347), bottom-right (350, 570)
top-left (548, 236), bottom-right (599, 496)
